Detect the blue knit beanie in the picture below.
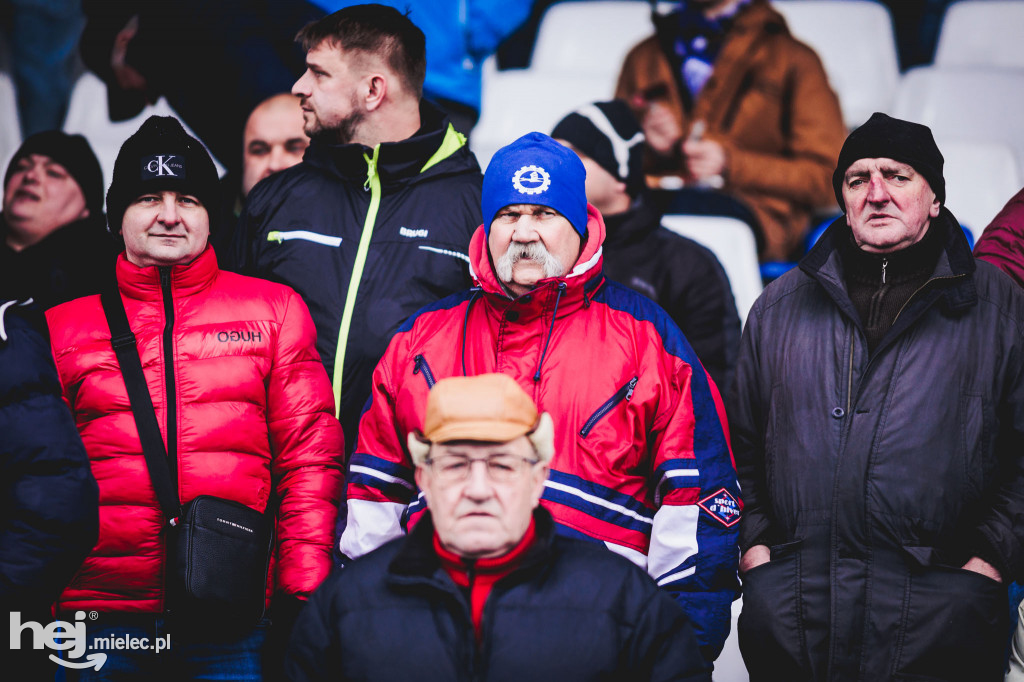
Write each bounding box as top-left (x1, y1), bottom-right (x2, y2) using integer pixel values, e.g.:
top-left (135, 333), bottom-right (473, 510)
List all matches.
top-left (482, 132), bottom-right (588, 237)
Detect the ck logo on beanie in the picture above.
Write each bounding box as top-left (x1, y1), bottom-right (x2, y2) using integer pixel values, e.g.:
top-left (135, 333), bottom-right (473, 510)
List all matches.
top-left (141, 154), bottom-right (185, 179)
top-left (512, 165), bottom-right (550, 196)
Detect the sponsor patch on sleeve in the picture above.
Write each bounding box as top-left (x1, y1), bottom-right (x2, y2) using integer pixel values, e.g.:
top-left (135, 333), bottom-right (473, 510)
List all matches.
top-left (697, 488), bottom-right (741, 527)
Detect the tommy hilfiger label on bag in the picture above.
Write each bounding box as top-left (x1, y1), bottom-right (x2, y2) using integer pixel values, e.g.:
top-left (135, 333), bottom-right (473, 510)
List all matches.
top-left (216, 517), bottom-right (255, 533)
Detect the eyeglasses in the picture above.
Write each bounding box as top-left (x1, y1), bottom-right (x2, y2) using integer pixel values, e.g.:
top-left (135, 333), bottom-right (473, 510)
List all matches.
top-left (423, 454), bottom-right (540, 484)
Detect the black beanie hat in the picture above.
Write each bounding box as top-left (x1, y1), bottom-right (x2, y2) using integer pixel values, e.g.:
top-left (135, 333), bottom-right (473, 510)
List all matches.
top-left (4, 131), bottom-right (105, 219)
top-left (106, 116), bottom-right (220, 233)
top-left (551, 100), bottom-right (646, 198)
top-left (832, 112), bottom-right (945, 211)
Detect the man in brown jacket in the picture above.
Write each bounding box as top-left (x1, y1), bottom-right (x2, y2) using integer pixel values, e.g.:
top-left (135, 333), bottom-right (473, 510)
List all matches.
top-left (616, 0), bottom-right (846, 261)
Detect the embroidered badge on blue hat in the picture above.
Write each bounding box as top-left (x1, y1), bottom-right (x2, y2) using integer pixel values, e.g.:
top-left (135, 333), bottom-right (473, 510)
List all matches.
top-left (512, 165), bottom-right (551, 195)
top-left (141, 154), bottom-right (186, 180)
top-left (698, 488), bottom-right (741, 527)
top-left (482, 132), bottom-right (588, 237)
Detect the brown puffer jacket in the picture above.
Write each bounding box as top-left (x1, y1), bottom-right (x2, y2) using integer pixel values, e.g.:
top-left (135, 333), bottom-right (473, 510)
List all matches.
top-left (615, 0), bottom-right (846, 260)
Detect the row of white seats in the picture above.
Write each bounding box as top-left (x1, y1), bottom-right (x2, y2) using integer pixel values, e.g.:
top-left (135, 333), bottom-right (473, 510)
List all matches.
top-left (473, 0), bottom-right (1024, 170)
top-left (471, 0), bottom-right (905, 169)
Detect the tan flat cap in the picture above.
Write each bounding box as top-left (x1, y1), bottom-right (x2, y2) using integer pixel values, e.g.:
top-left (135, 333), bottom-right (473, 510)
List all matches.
top-left (423, 374), bottom-right (539, 444)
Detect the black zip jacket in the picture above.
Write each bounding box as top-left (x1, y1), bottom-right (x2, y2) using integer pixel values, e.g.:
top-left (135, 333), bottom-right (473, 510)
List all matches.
top-left (602, 195), bottom-right (741, 391)
top-left (728, 209), bottom-right (1024, 681)
top-left (286, 507), bottom-right (711, 682)
top-left (0, 215), bottom-right (116, 309)
top-left (226, 102), bottom-right (482, 445)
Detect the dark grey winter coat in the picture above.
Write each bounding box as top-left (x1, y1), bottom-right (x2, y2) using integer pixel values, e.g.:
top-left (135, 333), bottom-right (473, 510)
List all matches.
top-left (729, 210), bottom-right (1024, 681)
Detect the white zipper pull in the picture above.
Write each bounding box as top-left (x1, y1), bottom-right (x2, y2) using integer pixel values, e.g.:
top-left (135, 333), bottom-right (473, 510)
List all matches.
top-left (881, 257), bottom-right (888, 285)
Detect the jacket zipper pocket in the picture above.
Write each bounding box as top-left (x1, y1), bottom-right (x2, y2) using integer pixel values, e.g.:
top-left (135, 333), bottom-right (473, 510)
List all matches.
top-left (413, 354), bottom-right (437, 389)
top-left (266, 230), bottom-right (342, 247)
top-left (579, 376), bottom-right (638, 438)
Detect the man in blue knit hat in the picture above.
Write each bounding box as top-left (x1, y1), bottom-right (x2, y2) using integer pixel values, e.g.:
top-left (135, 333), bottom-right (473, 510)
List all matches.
top-left (338, 131), bottom-right (741, 664)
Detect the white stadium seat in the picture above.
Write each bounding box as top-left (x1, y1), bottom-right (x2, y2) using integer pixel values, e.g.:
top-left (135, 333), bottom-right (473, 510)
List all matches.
top-left (63, 71), bottom-right (224, 190)
top-left (939, 139), bottom-right (1021, 239)
top-left (773, 0), bottom-right (901, 129)
top-left (659, 214), bottom-right (763, 327)
top-left (531, 0), bottom-right (657, 80)
top-left (0, 70), bottom-right (21, 174)
top-left (935, 0), bottom-right (1024, 69)
top-left (471, 58), bottom-right (614, 170)
top-left (892, 65), bottom-right (1024, 181)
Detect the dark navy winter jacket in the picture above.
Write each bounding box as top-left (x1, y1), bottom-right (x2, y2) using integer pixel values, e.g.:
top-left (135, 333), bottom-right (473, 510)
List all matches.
top-left (0, 300), bottom-right (98, 612)
top-left (286, 507), bottom-right (712, 682)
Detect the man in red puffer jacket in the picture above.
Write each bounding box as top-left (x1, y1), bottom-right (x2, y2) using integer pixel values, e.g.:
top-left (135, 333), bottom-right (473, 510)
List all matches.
top-left (45, 116), bottom-right (344, 680)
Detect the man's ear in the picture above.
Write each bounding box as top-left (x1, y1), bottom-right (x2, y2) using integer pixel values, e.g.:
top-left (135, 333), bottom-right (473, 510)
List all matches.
top-left (930, 194), bottom-right (941, 218)
top-left (531, 463), bottom-right (549, 508)
top-left (365, 74), bottom-right (387, 112)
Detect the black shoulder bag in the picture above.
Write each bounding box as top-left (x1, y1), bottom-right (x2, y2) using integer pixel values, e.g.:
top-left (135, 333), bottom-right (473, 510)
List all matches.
top-left (101, 285), bottom-right (274, 626)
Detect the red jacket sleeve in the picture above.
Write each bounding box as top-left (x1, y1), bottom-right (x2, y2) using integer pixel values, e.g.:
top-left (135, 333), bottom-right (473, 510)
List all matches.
top-left (269, 291), bottom-right (345, 597)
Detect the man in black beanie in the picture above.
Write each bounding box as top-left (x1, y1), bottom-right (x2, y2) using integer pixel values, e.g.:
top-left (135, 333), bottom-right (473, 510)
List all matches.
top-left (552, 99), bottom-right (740, 390)
top-left (727, 111), bottom-right (1024, 681)
top-left (0, 131), bottom-right (115, 308)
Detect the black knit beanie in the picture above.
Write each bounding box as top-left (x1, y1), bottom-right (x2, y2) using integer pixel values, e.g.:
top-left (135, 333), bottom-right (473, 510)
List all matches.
top-left (4, 131), bottom-right (105, 219)
top-left (551, 100), bottom-right (647, 198)
top-left (832, 112), bottom-right (945, 211)
top-left (106, 116), bottom-right (220, 234)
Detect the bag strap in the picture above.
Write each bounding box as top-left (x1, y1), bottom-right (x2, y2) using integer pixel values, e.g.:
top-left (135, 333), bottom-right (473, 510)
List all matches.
top-left (100, 284), bottom-right (181, 524)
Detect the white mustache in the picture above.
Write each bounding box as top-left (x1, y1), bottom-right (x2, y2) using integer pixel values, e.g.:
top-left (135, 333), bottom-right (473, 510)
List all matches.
top-left (494, 242), bottom-right (565, 283)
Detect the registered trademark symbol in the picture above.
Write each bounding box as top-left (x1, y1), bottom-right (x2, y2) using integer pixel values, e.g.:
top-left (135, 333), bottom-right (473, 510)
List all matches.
top-left (89, 611), bottom-right (98, 620)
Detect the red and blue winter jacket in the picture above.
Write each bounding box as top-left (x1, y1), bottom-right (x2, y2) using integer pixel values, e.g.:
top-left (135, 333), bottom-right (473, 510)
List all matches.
top-left (339, 206), bottom-right (740, 660)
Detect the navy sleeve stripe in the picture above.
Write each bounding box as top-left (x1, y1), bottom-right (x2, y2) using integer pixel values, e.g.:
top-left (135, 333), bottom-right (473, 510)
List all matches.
top-left (395, 288), bottom-right (479, 334)
top-left (348, 452), bottom-right (414, 483)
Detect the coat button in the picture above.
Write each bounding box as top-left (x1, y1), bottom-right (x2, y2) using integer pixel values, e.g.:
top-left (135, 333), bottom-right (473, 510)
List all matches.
top-left (506, 310), bottom-right (520, 322)
top-left (831, 407), bottom-right (845, 419)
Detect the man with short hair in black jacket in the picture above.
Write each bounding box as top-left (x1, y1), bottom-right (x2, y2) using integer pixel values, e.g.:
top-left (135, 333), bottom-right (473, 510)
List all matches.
top-left (552, 99), bottom-right (741, 390)
top-left (286, 374), bottom-right (711, 682)
top-left (226, 5), bottom-right (482, 448)
top-left (730, 113), bottom-right (1024, 681)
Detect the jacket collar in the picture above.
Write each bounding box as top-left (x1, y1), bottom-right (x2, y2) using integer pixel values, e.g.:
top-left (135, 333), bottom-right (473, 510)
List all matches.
top-left (115, 246), bottom-right (219, 301)
top-left (799, 207), bottom-right (977, 327)
top-left (302, 100), bottom-right (475, 185)
top-left (386, 507), bottom-right (558, 587)
top-left (602, 194), bottom-right (662, 249)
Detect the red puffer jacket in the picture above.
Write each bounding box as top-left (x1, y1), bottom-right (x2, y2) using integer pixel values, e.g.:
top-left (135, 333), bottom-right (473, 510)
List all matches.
top-left (46, 248), bottom-right (344, 614)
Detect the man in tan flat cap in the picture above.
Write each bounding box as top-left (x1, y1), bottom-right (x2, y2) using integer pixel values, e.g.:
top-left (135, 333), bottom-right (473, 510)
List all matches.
top-left (286, 373), bottom-right (711, 682)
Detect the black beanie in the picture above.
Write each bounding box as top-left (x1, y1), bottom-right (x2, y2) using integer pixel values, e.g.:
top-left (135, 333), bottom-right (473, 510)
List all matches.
top-left (4, 131), bottom-right (105, 219)
top-left (832, 112), bottom-right (945, 211)
top-left (106, 116), bottom-right (220, 234)
top-left (551, 100), bottom-right (646, 198)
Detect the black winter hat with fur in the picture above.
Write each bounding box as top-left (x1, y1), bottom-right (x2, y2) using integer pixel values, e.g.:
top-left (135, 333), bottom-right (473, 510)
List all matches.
top-left (832, 112), bottom-right (945, 211)
top-left (551, 100), bottom-right (647, 198)
top-left (106, 116), bottom-right (220, 233)
top-left (4, 131), bottom-right (105, 219)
